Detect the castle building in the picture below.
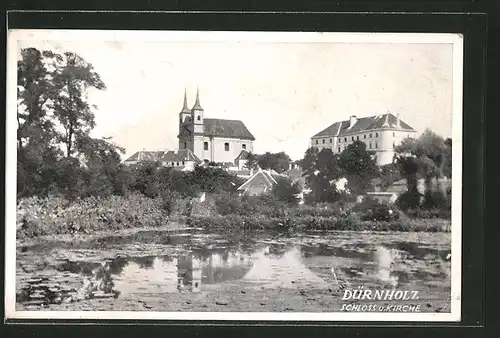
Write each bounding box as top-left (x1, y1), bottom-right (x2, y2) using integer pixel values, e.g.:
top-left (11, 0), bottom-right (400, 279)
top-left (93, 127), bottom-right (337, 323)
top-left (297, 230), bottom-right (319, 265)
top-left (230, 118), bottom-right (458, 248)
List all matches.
top-left (310, 113), bottom-right (418, 166)
top-left (177, 88), bottom-right (255, 164)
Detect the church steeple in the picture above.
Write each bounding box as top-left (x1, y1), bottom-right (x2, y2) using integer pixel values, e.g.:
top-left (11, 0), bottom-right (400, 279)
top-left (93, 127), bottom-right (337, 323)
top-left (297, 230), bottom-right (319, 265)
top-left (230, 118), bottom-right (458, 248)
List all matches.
top-left (181, 87), bottom-right (191, 113)
top-left (192, 87), bottom-right (204, 111)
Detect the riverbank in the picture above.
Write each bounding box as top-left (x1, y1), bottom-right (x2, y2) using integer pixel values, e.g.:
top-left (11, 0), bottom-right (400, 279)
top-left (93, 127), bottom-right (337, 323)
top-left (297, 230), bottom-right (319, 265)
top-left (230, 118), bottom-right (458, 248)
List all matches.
top-left (16, 194), bottom-right (451, 239)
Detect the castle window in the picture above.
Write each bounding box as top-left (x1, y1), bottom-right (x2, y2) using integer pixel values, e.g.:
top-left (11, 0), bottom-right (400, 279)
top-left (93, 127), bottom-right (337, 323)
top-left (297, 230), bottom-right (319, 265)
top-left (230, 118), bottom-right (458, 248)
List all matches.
top-left (204, 142), bottom-right (208, 150)
top-left (375, 142), bottom-right (378, 148)
top-left (322, 139), bottom-right (325, 144)
top-left (171, 162), bottom-right (174, 166)
top-left (182, 161), bottom-right (185, 165)
top-left (393, 142), bottom-right (395, 147)
top-left (369, 133), bottom-right (372, 138)
top-left (330, 138), bottom-right (332, 143)
top-left (338, 147), bottom-right (341, 153)
top-left (393, 132), bottom-right (395, 137)
top-left (357, 136), bottom-right (359, 141)
top-left (344, 137), bottom-right (347, 142)
top-left (224, 143), bottom-right (230, 151)
top-left (364, 134), bottom-right (366, 139)
top-left (184, 142), bottom-right (187, 149)
top-left (242, 144), bottom-right (247, 149)
top-left (176, 162), bottom-right (179, 166)
top-left (180, 118), bottom-right (182, 124)
top-left (369, 142), bottom-right (372, 149)
top-left (351, 137), bottom-right (354, 141)
top-left (376, 132), bottom-right (379, 137)
top-left (315, 140), bottom-right (318, 144)
top-left (197, 115), bottom-right (201, 121)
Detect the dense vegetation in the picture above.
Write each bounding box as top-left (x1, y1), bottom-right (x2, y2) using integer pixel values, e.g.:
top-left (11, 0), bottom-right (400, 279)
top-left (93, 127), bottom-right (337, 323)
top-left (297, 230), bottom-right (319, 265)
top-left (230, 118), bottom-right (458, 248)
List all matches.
top-left (16, 48), bottom-right (452, 239)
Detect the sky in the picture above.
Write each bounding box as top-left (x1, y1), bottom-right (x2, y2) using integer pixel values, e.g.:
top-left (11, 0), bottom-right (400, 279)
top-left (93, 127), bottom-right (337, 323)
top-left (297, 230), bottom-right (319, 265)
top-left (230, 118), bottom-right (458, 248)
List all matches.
top-left (14, 31), bottom-right (459, 160)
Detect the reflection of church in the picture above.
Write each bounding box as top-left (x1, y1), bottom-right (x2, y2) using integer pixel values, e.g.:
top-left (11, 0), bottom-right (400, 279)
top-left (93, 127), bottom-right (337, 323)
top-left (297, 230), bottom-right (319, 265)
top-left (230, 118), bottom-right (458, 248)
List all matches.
top-left (176, 251), bottom-right (254, 292)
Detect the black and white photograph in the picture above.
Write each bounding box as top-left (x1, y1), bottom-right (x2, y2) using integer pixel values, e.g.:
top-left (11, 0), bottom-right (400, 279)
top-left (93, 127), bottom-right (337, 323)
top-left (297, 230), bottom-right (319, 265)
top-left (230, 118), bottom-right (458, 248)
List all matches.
top-left (5, 30), bottom-right (463, 321)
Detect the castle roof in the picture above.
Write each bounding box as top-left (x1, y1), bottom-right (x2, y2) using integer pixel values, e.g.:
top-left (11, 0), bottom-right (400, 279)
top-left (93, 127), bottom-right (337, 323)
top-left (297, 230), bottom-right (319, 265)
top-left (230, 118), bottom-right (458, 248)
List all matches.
top-left (312, 113), bottom-right (415, 138)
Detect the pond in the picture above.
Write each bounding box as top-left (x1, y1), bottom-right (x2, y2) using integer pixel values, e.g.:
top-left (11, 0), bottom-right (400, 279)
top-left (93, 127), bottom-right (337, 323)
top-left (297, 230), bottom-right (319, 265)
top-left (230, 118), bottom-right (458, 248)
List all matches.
top-left (16, 228), bottom-right (451, 313)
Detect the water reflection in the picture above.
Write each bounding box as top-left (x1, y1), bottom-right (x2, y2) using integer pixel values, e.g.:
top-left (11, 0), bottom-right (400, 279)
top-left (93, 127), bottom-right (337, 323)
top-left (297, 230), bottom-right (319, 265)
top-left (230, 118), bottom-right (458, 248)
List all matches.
top-left (17, 231), bottom-right (451, 307)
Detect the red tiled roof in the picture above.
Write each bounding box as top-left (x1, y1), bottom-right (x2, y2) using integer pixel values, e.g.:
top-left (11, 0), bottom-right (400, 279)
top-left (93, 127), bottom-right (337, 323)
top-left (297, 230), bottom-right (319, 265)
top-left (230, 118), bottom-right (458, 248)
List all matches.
top-left (203, 118), bottom-right (255, 140)
top-left (123, 150), bottom-right (165, 162)
top-left (312, 113), bottom-right (415, 138)
top-left (160, 149), bottom-right (202, 163)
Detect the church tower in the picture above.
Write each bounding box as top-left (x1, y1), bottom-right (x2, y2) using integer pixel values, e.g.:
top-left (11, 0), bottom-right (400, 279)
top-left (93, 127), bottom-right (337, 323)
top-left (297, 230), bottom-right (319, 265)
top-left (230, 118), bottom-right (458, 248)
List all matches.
top-left (179, 88), bottom-right (192, 129)
top-left (191, 87), bottom-right (205, 160)
top-left (191, 87), bottom-right (204, 134)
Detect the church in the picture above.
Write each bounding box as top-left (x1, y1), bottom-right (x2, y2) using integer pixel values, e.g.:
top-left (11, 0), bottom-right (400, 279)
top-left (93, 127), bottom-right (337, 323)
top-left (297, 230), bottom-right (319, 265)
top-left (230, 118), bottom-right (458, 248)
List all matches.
top-left (122, 88), bottom-right (255, 168)
top-left (177, 88), bottom-right (255, 164)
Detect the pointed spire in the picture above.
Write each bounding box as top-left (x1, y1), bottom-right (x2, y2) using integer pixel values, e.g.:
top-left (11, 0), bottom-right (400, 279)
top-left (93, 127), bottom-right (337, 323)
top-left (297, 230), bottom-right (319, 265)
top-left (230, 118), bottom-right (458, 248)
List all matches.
top-left (192, 86), bottom-right (204, 111)
top-left (181, 87), bottom-right (191, 113)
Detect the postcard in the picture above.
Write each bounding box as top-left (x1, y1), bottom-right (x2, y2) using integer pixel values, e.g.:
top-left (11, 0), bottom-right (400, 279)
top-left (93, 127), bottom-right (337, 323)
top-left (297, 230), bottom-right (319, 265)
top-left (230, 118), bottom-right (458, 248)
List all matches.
top-left (5, 30), bottom-right (463, 322)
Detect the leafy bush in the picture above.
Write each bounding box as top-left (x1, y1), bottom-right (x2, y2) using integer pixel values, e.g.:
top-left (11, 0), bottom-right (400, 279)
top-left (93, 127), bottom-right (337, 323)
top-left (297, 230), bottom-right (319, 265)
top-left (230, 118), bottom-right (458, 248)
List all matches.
top-left (215, 193), bottom-right (243, 216)
top-left (352, 197), bottom-right (400, 222)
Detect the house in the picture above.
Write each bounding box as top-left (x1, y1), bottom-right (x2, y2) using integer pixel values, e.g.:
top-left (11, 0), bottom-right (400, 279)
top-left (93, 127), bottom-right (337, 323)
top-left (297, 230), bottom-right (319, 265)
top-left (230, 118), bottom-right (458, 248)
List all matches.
top-left (122, 148), bottom-right (202, 171)
top-left (121, 150), bottom-right (165, 166)
top-left (310, 113), bottom-right (418, 165)
top-left (159, 149), bottom-right (202, 171)
top-left (237, 169), bottom-right (284, 196)
top-left (177, 88), bottom-right (256, 164)
top-left (234, 149), bottom-right (250, 170)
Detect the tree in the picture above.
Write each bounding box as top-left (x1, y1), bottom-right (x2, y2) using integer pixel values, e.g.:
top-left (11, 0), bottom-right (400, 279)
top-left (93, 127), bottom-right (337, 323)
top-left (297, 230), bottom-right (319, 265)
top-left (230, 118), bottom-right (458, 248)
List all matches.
top-left (395, 129), bottom-right (450, 208)
top-left (379, 163), bottom-right (402, 191)
top-left (300, 148), bottom-right (341, 203)
top-left (257, 152), bottom-right (292, 173)
top-left (51, 52), bottom-right (106, 157)
top-left (271, 177), bottom-right (301, 205)
top-left (244, 152), bottom-right (259, 170)
top-left (338, 141), bottom-right (379, 195)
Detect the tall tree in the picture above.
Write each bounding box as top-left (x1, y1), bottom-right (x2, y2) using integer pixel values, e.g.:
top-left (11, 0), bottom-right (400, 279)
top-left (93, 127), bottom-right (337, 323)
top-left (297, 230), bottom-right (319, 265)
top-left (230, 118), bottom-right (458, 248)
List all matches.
top-left (338, 141), bottom-right (379, 195)
top-left (257, 151), bottom-right (292, 173)
top-left (52, 52), bottom-right (106, 157)
top-left (300, 147), bottom-right (341, 203)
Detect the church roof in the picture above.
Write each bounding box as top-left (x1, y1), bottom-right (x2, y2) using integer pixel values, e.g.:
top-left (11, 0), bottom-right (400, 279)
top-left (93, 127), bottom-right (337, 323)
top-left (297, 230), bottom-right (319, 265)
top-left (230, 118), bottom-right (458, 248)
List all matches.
top-left (312, 113), bottom-right (415, 138)
top-left (180, 89), bottom-right (191, 114)
top-left (203, 118), bottom-right (255, 140)
top-left (192, 87), bottom-right (203, 111)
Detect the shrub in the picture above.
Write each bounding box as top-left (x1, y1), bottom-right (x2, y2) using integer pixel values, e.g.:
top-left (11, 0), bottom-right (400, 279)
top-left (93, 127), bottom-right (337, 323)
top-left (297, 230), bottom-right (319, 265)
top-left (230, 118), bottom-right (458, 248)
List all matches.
top-left (214, 193), bottom-right (243, 216)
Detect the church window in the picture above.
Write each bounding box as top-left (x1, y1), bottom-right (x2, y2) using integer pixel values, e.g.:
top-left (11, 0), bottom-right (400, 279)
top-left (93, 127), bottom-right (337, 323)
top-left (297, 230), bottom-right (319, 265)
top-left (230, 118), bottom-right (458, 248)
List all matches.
top-left (393, 132), bottom-right (395, 137)
top-left (369, 133), bottom-right (372, 138)
top-left (322, 139), bottom-right (325, 144)
top-left (344, 137), bottom-right (347, 142)
top-left (375, 142), bottom-right (378, 148)
top-left (338, 147), bottom-right (341, 153)
top-left (369, 142), bottom-right (372, 149)
top-left (351, 137), bottom-right (354, 141)
top-left (357, 136), bottom-right (359, 141)
top-left (315, 140), bottom-right (318, 144)
top-left (176, 162), bottom-right (179, 166)
top-left (197, 115), bottom-right (201, 121)
top-left (204, 142), bottom-right (208, 150)
top-left (184, 142), bottom-right (187, 149)
top-left (393, 142), bottom-right (395, 147)
top-left (171, 162), bottom-right (174, 166)
top-left (330, 138), bottom-right (332, 143)
top-left (242, 144), bottom-right (247, 149)
top-left (364, 134), bottom-right (366, 139)
top-left (180, 118), bottom-right (182, 124)
top-left (182, 161), bottom-right (185, 165)
top-left (224, 143), bottom-right (230, 151)
top-left (376, 132), bottom-right (379, 137)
